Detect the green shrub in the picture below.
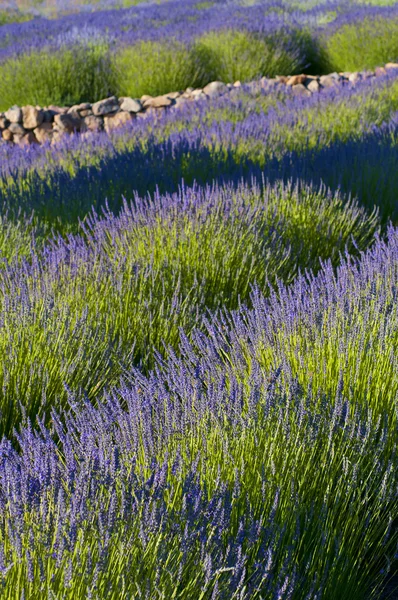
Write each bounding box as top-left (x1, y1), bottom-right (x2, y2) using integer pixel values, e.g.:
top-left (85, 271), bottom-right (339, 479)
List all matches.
top-left (322, 16), bottom-right (398, 72)
top-left (0, 40), bottom-right (114, 110)
top-left (192, 29), bottom-right (304, 83)
top-left (113, 40), bottom-right (205, 99)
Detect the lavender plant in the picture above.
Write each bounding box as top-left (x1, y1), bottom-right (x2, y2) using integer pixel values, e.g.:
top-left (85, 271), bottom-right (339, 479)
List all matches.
top-left (0, 178), bottom-right (378, 437)
top-left (0, 228), bottom-right (397, 597)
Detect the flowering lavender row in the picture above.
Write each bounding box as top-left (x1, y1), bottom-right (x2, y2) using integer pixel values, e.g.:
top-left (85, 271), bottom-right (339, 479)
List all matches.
top-left (0, 0), bottom-right (397, 69)
top-left (0, 223), bottom-right (397, 598)
top-left (0, 65), bottom-right (396, 224)
top-left (0, 177), bottom-right (378, 438)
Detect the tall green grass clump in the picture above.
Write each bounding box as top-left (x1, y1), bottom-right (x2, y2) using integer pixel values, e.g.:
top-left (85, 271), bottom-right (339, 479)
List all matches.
top-left (321, 16), bottom-right (398, 72)
top-left (113, 40), bottom-right (205, 99)
top-left (0, 40), bottom-right (113, 110)
top-left (192, 29), bottom-right (304, 83)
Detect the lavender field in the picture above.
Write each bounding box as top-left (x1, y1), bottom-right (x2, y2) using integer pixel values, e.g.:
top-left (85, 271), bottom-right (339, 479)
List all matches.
top-left (0, 0), bottom-right (398, 598)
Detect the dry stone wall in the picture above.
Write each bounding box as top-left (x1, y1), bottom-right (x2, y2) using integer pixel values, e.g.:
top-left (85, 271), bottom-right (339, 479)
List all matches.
top-left (1, 63), bottom-right (398, 147)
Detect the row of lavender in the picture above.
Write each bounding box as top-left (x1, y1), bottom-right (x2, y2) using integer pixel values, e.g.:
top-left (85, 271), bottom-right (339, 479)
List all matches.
top-left (0, 183), bottom-right (396, 597)
top-left (0, 0), bottom-right (396, 59)
top-left (0, 65), bottom-right (397, 226)
top-left (2, 64), bottom-right (398, 146)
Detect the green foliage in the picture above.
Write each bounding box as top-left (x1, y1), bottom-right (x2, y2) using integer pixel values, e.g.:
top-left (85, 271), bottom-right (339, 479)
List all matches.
top-left (192, 29), bottom-right (304, 83)
top-left (0, 40), bottom-right (114, 110)
top-left (322, 17), bottom-right (398, 72)
top-left (113, 40), bottom-right (205, 99)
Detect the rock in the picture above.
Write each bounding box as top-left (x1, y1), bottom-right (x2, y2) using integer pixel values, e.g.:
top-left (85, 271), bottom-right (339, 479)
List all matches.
top-left (12, 134), bottom-right (24, 145)
top-left (1, 129), bottom-right (13, 142)
top-left (92, 96), bottom-right (119, 116)
top-left (119, 97), bottom-right (142, 113)
top-left (51, 131), bottom-right (65, 145)
top-left (83, 115), bottom-right (103, 132)
top-left (165, 91), bottom-right (181, 99)
top-left (68, 102), bottom-right (91, 113)
top-left (22, 105), bottom-right (43, 129)
top-left (234, 81), bottom-right (241, 87)
top-left (375, 66), bottom-right (387, 77)
top-left (385, 62), bottom-right (398, 70)
top-left (142, 95), bottom-right (174, 108)
top-left (47, 105), bottom-right (68, 115)
top-left (226, 83), bottom-right (234, 90)
top-left (292, 83), bottom-right (311, 97)
top-left (286, 74), bottom-right (307, 86)
top-left (8, 122), bottom-right (26, 135)
top-left (276, 75), bottom-right (289, 84)
top-left (33, 123), bottom-right (53, 143)
top-left (348, 72), bottom-right (361, 83)
top-left (203, 81), bottom-right (228, 97)
top-left (5, 106), bottom-right (22, 123)
top-left (306, 79), bottom-right (320, 93)
top-left (0, 117), bottom-right (9, 129)
top-left (104, 111), bottom-right (134, 132)
top-left (140, 95), bottom-right (152, 102)
top-left (54, 113), bottom-right (81, 133)
top-left (193, 91), bottom-right (207, 101)
top-left (79, 109), bottom-right (93, 118)
top-left (185, 87), bottom-right (194, 93)
top-left (319, 75), bottom-right (339, 88)
top-left (361, 70), bottom-right (375, 79)
top-left (18, 132), bottom-right (38, 146)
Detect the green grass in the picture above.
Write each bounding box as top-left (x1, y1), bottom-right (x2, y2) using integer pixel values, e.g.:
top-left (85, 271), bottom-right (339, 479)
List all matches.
top-left (192, 29), bottom-right (305, 83)
top-left (321, 16), bottom-right (398, 72)
top-left (0, 40), bottom-right (114, 110)
top-left (113, 40), bottom-right (205, 99)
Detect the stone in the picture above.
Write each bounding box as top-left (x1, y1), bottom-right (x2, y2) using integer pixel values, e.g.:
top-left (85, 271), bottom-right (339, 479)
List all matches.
top-left (385, 62), bottom-right (398, 70)
top-left (234, 81), bottom-right (241, 87)
top-left (8, 122), bottom-right (26, 135)
top-left (51, 131), bottom-right (65, 145)
top-left (292, 83), bottom-right (311, 97)
top-left (348, 72), bottom-right (361, 83)
top-left (203, 81), bottom-right (228, 97)
top-left (54, 113), bottom-right (81, 133)
top-left (276, 75), bottom-right (289, 83)
top-left (361, 70), bottom-right (374, 79)
top-left (33, 123), bottom-right (53, 143)
top-left (2, 129), bottom-right (13, 142)
top-left (193, 91), bottom-right (207, 101)
top-left (47, 105), bottom-right (68, 115)
top-left (185, 87), bottom-right (194, 93)
top-left (104, 111), bottom-right (134, 132)
top-left (286, 74), bottom-right (307, 86)
top-left (140, 94), bottom-right (152, 102)
top-left (92, 96), bottom-right (119, 116)
top-left (119, 97), bottom-right (142, 113)
top-left (306, 79), bottom-right (320, 93)
top-left (375, 66), bottom-right (387, 77)
top-left (5, 106), bottom-right (22, 123)
top-left (319, 75), bottom-right (339, 88)
top-left (0, 117), bottom-right (9, 129)
top-left (22, 105), bottom-right (43, 129)
top-left (12, 134), bottom-right (24, 145)
top-left (18, 132), bottom-right (38, 146)
top-left (142, 95), bottom-right (174, 108)
top-left (82, 115), bottom-right (103, 132)
top-left (165, 91), bottom-right (181, 99)
top-left (68, 103), bottom-right (91, 113)
top-left (79, 109), bottom-right (93, 118)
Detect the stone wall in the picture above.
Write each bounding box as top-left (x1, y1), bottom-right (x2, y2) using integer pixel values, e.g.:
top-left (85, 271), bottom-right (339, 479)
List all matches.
top-left (1, 62), bottom-right (397, 147)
